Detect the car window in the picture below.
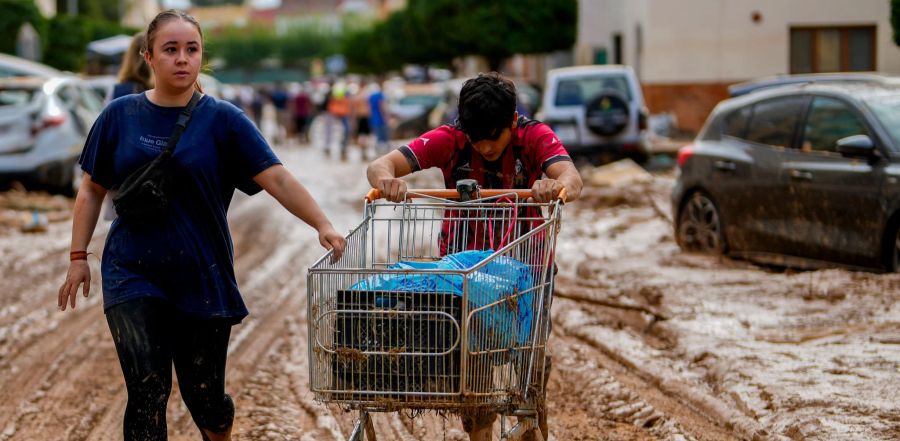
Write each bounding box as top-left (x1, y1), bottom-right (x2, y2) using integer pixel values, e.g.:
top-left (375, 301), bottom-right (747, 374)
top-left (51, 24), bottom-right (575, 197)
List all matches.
top-left (801, 97), bottom-right (869, 153)
top-left (864, 94), bottom-right (900, 151)
top-left (57, 85), bottom-right (79, 109)
top-left (722, 106), bottom-right (751, 139)
top-left (78, 86), bottom-right (103, 113)
top-left (0, 88), bottom-right (36, 107)
top-left (554, 75), bottom-right (632, 107)
top-left (745, 96), bottom-right (807, 148)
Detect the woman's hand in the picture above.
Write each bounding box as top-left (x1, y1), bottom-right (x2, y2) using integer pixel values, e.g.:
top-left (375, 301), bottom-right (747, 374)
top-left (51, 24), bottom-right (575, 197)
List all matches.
top-left (318, 224), bottom-right (346, 261)
top-left (58, 261), bottom-right (91, 311)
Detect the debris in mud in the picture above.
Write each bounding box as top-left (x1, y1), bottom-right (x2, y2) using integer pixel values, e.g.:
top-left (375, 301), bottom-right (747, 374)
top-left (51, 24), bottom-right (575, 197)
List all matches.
top-left (0, 190), bottom-right (73, 233)
top-left (335, 346), bottom-right (368, 362)
top-left (583, 159), bottom-right (653, 187)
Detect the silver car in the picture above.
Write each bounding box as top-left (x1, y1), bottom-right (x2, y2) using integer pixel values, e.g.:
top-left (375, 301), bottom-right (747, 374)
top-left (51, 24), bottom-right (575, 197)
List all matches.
top-left (0, 76), bottom-right (103, 195)
top-left (541, 65), bottom-right (650, 164)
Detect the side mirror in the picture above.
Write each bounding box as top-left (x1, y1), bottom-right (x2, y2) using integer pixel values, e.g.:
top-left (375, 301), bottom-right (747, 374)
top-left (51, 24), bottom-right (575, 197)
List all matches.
top-left (836, 134), bottom-right (876, 159)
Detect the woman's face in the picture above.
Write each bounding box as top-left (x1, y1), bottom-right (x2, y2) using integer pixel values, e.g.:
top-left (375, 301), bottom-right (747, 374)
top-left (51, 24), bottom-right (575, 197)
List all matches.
top-left (145, 19), bottom-right (201, 92)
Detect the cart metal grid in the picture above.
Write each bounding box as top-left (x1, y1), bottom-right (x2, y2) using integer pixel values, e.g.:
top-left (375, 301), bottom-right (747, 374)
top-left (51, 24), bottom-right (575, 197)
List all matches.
top-left (307, 189), bottom-right (563, 439)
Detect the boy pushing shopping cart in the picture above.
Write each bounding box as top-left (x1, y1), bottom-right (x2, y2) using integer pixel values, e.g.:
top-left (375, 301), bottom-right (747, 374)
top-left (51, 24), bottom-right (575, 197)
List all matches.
top-left (308, 73), bottom-right (582, 441)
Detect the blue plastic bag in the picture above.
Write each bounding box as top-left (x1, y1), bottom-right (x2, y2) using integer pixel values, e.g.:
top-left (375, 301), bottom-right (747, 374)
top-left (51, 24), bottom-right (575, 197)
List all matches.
top-left (351, 250), bottom-right (535, 349)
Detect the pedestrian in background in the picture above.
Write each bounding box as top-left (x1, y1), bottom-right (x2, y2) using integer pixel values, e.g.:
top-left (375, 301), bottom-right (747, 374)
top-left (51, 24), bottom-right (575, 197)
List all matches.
top-left (57, 10), bottom-right (345, 441)
top-left (270, 82), bottom-right (289, 145)
top-left (368, 79), bottom-right (389, 156)
top-left (291, 83), bottom-right (312, 144)
top-left (112, 31), bottom-right (153, 100)
top-left (326, 83), bottom-right (351, 160)
top-left (351, 81), bottom-right (371, 158)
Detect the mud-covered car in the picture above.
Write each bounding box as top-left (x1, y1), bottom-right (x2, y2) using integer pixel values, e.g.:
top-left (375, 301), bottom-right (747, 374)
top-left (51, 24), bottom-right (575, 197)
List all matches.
top-left (672, 82), bottom-right (900, 271)
top-left (541, 65), bottom-right (650, 164)
top-left (0, 76), bottom-right (103, 195)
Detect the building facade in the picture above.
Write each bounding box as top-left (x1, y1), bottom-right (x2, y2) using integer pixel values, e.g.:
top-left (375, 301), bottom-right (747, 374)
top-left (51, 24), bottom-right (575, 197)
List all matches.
top-left (575, 0), bottom-right (900, 132)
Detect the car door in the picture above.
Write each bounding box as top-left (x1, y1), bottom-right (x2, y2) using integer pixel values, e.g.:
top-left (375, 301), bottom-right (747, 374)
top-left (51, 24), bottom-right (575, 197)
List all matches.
top-left (736, 95), bottom-right (810, 255)
top-left (780, 95), bottom-right (885, 264)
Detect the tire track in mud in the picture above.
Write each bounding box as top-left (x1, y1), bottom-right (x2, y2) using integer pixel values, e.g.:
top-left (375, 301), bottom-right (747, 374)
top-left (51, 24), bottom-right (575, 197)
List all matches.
top-left (551, 297), bottom-right (749, 441)
top-left (0, 225), bottom-right (111, 440)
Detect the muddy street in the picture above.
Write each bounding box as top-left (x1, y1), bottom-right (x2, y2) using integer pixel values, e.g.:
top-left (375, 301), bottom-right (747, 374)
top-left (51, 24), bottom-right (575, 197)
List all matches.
top-left (0, 145), bottom-right (897, 441)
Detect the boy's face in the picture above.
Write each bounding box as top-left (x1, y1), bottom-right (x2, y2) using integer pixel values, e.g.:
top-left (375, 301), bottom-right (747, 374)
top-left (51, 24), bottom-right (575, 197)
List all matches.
top-left (467, 112), bottom-right (518, 162)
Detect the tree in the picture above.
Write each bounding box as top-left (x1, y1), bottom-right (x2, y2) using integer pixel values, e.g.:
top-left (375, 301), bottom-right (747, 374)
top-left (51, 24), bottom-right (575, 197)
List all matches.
top-left (279, 25), bottom-right (340, 68)
top-left (55, 0), bottom-right (120, 22)
top-left (210, 26), bottom-right (276, 77)
top-left (893, 0), bottom-right (900, 46)
top-left (0, 0), bottom-right (45, 56)
top-left (342, 0), bottom-right (577, 74)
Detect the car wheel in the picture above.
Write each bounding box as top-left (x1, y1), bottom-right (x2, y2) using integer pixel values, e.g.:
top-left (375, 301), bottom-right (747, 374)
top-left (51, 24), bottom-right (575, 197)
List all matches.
top-left (584, 90), bottom-right (630, 137)
top-left (677, 191), bottom-right (726, 254)
top-left (887, 221), bottom-right (900, 272)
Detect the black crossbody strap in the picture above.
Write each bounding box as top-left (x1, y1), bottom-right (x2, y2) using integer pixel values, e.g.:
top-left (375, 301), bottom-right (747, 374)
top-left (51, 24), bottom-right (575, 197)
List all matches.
top-left (162, 91), bottom-right (202, 156)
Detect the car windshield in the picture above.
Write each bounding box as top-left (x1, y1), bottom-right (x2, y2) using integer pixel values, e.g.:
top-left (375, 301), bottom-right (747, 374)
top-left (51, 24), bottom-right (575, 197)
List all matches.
top-left (864, 93), bottom-right (900, 151)
top-left (554, 75), bottom-right (632, 106)
top-left (0, 87), bottom-right (37, 107)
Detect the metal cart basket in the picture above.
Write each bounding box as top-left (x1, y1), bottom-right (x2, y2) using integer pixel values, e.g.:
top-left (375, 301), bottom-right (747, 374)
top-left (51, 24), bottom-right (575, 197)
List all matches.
top-left (307, 188), bottom-right (565, 440)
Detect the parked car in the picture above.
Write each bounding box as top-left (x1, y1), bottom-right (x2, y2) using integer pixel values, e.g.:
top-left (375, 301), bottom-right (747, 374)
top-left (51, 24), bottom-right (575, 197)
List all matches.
top-left (727, 72), bottom-right (900, 97)
top-left (387, 83), bottom-right (444, 138)
top-left (672, 82), bottom-right (900, 271)
top-left (0, 53), bottom-right (63, 78)
top-left (541, 65), bottom-right (650, 164)
top-left (0, 76), bottom-right (104, 195)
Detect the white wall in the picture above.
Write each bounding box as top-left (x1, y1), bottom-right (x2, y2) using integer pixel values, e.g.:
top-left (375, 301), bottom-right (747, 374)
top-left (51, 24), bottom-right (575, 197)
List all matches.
top-left (641, 0), bottom-right (900, 83)
top-left (575, 0), bottom-right (900, 84)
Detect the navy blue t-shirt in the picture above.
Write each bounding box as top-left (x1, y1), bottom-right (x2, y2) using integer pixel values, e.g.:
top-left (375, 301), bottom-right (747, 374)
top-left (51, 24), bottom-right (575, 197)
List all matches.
top-left (79, 92), bottom-right (281, 323)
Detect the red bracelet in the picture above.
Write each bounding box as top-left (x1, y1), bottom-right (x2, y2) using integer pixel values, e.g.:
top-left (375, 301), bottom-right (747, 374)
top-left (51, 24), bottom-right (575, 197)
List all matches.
top-left (70, 251), bottom-right (91, 261)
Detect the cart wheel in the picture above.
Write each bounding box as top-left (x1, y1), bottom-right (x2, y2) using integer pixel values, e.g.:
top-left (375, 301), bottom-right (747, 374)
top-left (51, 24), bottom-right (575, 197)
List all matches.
top-left (365, 413), bottom-right (377, 441)
top-left (348, 411), bottom-right (377, 441)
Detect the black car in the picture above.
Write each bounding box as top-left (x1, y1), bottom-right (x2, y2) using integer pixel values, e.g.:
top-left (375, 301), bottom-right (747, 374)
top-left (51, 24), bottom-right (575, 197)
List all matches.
top-left (672, 83), bottom-right (900, 271)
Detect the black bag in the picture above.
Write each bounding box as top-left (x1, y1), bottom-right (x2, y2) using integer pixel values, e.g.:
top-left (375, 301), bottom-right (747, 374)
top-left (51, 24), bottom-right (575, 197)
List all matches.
top-left (113, 92), bottom-right (201, 223)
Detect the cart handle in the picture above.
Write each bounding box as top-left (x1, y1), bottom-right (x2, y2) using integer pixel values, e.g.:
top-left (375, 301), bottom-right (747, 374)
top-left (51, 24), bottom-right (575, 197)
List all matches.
top-left (365, 187), bottom-right (568, 203)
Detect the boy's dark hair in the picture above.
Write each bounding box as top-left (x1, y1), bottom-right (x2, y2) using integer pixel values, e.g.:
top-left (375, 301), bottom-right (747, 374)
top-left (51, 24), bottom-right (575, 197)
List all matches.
top-left (457, 72), bottom-right (517, 143)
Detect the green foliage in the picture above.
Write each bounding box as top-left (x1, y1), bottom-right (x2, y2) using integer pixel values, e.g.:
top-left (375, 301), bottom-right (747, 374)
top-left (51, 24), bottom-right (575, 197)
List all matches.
top-left (278, 25), bottom-right (340, 68)
top-left (893, 0), bottom-right (900, 46)
top-left (0, 0), bottom-right (46, 55)
top-left (43, 15), bottom-right (89, 71)
top-left (41, 15), bottom-right (136, 71)
top-left (55, 0), bottom-right (121, 22)
top-left (342, 0), bottom-right (577, 74)
top-left (212, 26), bottom-right (277, 71)
top-left (191, 0), bottom-right (242, 6)
top-left (207, 23), bottom-right (342, 72)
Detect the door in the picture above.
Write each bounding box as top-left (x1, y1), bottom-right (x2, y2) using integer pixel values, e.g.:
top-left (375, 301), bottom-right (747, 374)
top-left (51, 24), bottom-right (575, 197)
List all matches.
top-left (781, 95), bottom-right (885, 264)
top-left (736, 95), bottom-right (810, 255)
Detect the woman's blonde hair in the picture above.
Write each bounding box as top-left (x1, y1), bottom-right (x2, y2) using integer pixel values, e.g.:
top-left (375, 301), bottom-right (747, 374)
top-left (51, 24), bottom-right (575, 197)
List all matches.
top-left (117, 31), bottom-right (153, 90)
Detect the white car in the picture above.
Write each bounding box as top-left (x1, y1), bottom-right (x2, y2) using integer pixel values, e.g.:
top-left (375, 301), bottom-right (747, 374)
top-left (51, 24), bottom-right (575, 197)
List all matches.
top-left (0, 53), bottom-right (63, 78)
top-left (541, 65), bottom-right (650, 164)
top-left (0, 76), bottom-right (103, 195)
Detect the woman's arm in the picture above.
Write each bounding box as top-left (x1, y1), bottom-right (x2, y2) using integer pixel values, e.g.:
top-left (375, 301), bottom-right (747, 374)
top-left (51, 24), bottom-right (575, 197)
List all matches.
top-left (58, 174), bottom-right (107, 311)
top-left (253, 165), bottom-right (346, 258)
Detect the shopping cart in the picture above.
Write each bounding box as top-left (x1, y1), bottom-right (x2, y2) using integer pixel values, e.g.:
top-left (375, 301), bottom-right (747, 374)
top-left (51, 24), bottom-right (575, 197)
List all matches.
top-left (307, 187), bottom-right (566, 441)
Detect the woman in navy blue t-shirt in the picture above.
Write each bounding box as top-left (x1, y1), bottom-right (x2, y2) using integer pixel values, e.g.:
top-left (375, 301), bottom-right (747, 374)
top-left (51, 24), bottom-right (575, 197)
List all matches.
top-left (57, 10), bottom-right (345, 441)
